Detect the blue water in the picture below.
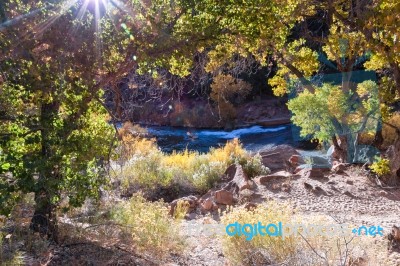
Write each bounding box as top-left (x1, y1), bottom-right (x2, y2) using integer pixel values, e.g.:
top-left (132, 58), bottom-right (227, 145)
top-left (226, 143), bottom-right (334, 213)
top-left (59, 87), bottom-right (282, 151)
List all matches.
top-left (144, 124), bottom-right (298, 153)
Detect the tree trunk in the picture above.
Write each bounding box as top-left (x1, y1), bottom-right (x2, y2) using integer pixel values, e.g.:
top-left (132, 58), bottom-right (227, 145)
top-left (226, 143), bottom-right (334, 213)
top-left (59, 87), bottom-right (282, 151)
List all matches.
top-left (30, 189), bottom-right (58, 242)
top-left (30, 101), bottom-right (60, 242)
top-left (332, 135), bottom-right (347, 162)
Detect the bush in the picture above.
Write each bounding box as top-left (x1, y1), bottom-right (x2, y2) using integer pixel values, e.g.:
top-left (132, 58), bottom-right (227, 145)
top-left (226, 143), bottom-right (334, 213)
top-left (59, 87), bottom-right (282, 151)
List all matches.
top-left (220, 202), bottom-right (298, 265)
top-left (220, 204), bottom-right (377, 266)
top-left (114, 138), bottom-right (269, 196)
top-left (111, 193), bottom-right (184, 258)
top-left (370, 157), bottom-right (391, 177)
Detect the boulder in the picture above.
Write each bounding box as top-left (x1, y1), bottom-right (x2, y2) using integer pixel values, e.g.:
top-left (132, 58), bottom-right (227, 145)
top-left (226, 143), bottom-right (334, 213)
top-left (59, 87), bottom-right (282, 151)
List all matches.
top-left (353, 144), bottom-right (380, 164)
top-left (258, 171), bottom-right (291, 185)
top-left (298, 167), bottom-right (325, 179)
top-left (259, 145), bottom-right (300, 172)
top-left (288, 155), bottom-right (305, 168)
top-left (223, 164), bottom-right (237, 181)
top-left (201, 197), bottom-right (214, 211)
top-left (387, 138), bottom-right (400, 182)
top-left (223, 164), bottom-right (254, 192)
top-left (214, 189), bottom-right (234, 205)
top-left (305, 156), bottom-right (331, 169)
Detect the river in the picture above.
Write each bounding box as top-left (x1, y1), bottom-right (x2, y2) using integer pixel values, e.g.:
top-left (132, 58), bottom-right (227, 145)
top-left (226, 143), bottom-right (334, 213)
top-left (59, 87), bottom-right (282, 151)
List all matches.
top-left (144, 124), bottom-right (315, 153)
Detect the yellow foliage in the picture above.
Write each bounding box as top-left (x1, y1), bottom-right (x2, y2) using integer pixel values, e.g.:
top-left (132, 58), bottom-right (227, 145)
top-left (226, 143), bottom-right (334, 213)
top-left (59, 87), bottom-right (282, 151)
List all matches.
top-left (173, 199), bottom-right (190, 220)
top-left (208, 138), bottom-right (247, 164)
top-left (114, 138), bottom-right (269, 193)
top-left (211, 74), bottom-right (252, 101)
top-left (370, 157), bottom-right (391, 177)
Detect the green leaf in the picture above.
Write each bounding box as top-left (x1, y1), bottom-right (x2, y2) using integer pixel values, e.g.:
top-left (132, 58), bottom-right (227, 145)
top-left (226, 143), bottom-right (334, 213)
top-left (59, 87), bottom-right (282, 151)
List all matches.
top-left (1, 163), bottom-right (11, 170)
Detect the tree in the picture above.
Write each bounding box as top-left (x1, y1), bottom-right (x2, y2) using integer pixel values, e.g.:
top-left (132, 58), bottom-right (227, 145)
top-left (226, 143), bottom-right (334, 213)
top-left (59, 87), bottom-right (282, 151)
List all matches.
top-left (0, 0), bottom-right (199, 239)
top-left (210, 74), bottom-right (251, 123)
top-left (170, 0), bottom-right (398, 164)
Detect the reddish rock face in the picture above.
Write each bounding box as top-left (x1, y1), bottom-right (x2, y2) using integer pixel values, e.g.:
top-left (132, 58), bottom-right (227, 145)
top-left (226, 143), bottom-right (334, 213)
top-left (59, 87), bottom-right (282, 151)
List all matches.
top-left (257, 171), bottom-right (292, 185)
top-left (222, 164), bottom-right (254, 192)
top-left (300, 168), bottom-right (325, 179)
top-left (259, 145), bottom-right (300, 172)
top-left (214, 189), bottom-right (234, 205)
top-left (387, 138), bottom-right (400, 182)
top-left (288, 155), bottom-right (305, 168)
top-left (201, 197), bottom-right (214, 211)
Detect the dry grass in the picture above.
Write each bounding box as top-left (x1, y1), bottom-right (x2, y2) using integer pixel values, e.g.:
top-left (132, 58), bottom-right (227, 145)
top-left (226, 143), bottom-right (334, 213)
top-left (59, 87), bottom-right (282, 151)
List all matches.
top-left (111, 193), bottom-right (184, 259)
top-left (219, 203), bottom-right (386, 266)
top-left (220, 202), bottom-right (298, 265)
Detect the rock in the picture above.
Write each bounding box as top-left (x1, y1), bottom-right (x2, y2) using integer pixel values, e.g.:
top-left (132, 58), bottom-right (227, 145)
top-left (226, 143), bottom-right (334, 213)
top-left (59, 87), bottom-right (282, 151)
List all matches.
top-left (305, 156), bottom-right (331, 169)
top-left (232, 164), bottom-right (253, 191)
top-left (223, 164), bottom-right (254, 192)
top-left (259, 145), bottom-right (300, 172)
top-left (327, 145), bottom-right (341, 162)
top-left (201, 197), bottom-right (214, 211)
top-left (388, 225), bottom-right (400, 250)
top-left (353, 144), bottom-right (380, 164)
top-left (223, 164), bottom-right (237, 181)
top-left (185, 212), bottom-right (197, 220)
top-left (288, 154), bottom-right (305, 168)
top-left (378, 190), bottom-right (388, 197)
top-left (214, 189), bottom-right (234, 205)
top-left (332, 162), bottom-right (346, 173)
top-left (258, 171), bottom-right (291, 185)
top-left (343, 191), bottom-right (355, 197)
top-left (281, 182), bottom-right (291, 192)
top-left (169, 195), bottom-right (198, 215)
top-left (346, 179), bottom-right (354, 185)
top-left (304, 182), bottom-right (313, 190)
top-left (299, 167), bottom-right (325, 179)
top-left (387, 138), bottom-right (400, 181)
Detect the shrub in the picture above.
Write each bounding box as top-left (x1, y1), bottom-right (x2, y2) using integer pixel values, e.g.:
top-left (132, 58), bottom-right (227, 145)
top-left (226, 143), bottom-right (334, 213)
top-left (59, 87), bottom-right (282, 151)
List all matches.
top-left (370, 157), bottom-right (391, 177)
top-left (220, 202), bottom-right (298, 265)
top-left (114, 138), bottom-right (269, 195)
top-left (119, 149), bottom-right (173, 190)
top-left (114, 122), bottom-right (158, 165)
top-left (172, 199), bottom-right (190, 220)
top-left (111, 193), bottom-right (184, 258)
top-left (242, 153), bottom-right (271, 177)
top-left (220, 204), bottom-right (378, 266)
